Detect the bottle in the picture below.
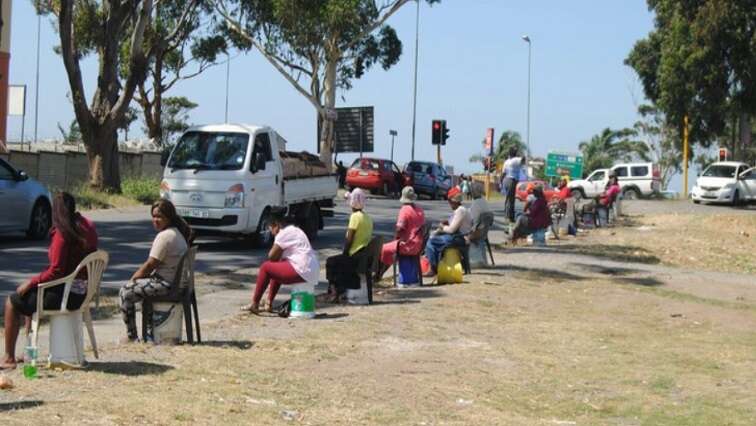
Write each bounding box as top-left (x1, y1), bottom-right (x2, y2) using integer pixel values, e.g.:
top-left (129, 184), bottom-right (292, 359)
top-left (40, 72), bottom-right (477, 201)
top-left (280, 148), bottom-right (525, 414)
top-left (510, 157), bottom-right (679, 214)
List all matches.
top-left (23, 337), bottom-right (37, 379)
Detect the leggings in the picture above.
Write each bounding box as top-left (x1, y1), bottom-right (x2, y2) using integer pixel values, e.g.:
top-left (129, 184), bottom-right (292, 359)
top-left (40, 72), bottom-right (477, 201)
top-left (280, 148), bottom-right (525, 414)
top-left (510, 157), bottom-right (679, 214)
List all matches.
top-left (253, 260), bottom-right (304, 306)
top-left (120, 276), bottom-right (172, 340)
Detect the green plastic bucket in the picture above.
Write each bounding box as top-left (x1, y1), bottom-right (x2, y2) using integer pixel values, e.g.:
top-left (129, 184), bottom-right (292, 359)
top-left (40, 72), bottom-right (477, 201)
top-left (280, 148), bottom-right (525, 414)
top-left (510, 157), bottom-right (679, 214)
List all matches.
top-left (289, 291), bottom-right (315, 319)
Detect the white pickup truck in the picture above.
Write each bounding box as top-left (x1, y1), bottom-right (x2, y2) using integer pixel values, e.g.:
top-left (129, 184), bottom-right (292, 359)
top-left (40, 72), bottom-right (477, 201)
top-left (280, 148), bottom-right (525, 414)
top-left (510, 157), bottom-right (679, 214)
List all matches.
top-left (568, 162), bottom-right (660, 199)
top-left (160, 124), bottom-right (337, 244)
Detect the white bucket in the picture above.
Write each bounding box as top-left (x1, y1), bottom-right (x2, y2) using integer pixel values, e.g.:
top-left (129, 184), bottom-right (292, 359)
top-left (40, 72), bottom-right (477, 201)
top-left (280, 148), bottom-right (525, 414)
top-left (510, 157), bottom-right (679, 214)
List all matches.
top-left (48, 312), bottom-right (85, 365)
top-left (346, 274), bottom-right (370, 305)
top-left (152, 302), bottom-right (184, 344)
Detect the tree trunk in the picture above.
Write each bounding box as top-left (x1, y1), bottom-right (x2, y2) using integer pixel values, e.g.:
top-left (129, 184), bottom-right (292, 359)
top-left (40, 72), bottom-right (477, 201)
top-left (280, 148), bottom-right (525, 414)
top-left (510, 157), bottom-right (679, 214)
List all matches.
top-left (85, 125), bottom-right (121, 191)
top-left (739, 112), bottom-right (751, 161)
top-left (318, 58), bottom-right (338, 168)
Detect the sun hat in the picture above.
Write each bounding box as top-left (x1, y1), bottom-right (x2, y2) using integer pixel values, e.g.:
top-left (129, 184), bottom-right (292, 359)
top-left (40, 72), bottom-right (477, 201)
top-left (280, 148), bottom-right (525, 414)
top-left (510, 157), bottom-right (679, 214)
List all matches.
top-left (399, 186), bottom-right (417, 204)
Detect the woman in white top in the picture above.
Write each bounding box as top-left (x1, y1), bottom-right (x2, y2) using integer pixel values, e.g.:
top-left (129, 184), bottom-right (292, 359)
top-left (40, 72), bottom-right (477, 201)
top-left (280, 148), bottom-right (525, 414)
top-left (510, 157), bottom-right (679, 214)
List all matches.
top-left (242, 214), bottom-right (319, 314)
top-left (423, 187), bottom-right (472, 276)
top-left (120, 199), bottom-right (193, 342)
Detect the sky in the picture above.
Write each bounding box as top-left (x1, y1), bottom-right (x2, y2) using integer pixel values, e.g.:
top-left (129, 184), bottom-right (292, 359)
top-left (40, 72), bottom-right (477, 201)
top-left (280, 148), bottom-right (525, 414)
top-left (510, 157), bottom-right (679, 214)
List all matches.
top-left (6, 1), bottom-right (669, 186)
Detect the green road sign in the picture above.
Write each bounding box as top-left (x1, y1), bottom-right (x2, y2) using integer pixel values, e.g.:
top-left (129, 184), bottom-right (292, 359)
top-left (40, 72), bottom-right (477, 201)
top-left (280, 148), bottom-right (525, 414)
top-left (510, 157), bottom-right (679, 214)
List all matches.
top-left (545, 152), bottom-right (583, 179)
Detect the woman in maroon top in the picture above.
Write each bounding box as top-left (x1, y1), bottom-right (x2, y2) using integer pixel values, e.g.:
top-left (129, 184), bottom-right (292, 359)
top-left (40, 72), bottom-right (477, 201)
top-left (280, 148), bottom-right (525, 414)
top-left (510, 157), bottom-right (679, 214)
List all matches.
top-left (2, 192), bottom-right (98, 370)
top-left (511, 185), bottom-right (551, 244)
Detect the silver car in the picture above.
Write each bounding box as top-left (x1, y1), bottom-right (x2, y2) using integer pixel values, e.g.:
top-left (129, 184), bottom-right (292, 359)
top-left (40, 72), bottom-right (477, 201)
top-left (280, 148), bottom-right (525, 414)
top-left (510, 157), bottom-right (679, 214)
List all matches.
top-left (0, 158), bottom-right (52, 239)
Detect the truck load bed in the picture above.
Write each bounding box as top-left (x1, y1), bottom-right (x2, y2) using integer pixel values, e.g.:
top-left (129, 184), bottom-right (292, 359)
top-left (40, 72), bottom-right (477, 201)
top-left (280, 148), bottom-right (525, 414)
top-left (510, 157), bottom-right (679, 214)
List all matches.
top-left (283, 174), bottom-right (338, 206)
top-left (280, 151), bottom-right (331, 179)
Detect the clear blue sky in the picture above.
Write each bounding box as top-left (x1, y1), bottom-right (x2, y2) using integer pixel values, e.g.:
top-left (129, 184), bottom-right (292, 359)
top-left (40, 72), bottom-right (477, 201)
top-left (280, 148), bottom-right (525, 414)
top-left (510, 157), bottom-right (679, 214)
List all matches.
top-left (7, 1), bottom-right (663, 182)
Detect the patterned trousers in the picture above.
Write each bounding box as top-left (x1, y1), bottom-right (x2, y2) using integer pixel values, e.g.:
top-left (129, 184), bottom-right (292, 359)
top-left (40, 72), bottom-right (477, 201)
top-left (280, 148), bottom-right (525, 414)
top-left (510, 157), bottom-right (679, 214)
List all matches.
top-left (120, 276), bottom-right (172, 340)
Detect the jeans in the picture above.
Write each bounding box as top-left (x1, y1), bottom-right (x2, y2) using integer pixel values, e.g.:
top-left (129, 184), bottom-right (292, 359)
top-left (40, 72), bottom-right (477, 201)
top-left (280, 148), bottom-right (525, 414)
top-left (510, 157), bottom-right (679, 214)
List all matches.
top-left (425, 233), bottom-right (465, 271)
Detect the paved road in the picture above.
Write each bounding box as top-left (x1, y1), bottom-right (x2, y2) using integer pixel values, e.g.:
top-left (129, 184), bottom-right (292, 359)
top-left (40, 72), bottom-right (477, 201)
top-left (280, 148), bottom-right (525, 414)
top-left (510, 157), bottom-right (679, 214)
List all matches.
top-left (0, 197), bottom-right (511, 300)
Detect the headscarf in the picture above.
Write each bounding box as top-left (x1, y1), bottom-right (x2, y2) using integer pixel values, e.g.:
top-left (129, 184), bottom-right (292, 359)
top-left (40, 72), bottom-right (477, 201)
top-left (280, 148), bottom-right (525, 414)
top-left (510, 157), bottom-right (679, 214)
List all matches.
top-left (447, 186), bottom-right (463, 203)
top-left (348, 187), bottom-right (367, 210)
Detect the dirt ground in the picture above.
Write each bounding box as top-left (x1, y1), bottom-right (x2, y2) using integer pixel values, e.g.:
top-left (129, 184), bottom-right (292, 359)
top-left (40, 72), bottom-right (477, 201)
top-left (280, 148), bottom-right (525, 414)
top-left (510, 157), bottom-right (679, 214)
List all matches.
top-left (1, 209), bottom-right (755, 425)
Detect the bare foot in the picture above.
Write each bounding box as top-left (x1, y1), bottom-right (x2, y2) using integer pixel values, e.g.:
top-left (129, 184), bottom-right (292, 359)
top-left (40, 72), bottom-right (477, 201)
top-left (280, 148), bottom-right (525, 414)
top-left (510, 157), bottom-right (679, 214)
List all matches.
top-left (240, 303), bottom-right (260, 315)
top-left (0, 358), bottom-right (17, 370)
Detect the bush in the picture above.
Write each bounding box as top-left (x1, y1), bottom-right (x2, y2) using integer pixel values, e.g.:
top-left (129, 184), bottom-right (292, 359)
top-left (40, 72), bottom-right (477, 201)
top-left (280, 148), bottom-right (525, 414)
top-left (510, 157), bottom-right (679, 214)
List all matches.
top-left (71, 184), bottom-right (115, 210)
top-left (122, 177), bottom-right (161, 204)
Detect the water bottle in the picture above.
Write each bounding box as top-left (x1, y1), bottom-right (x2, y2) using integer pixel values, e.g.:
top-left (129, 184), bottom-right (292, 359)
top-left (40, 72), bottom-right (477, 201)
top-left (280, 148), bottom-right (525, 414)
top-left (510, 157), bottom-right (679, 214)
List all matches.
top-left (23, 337), bottom-right (38, 379)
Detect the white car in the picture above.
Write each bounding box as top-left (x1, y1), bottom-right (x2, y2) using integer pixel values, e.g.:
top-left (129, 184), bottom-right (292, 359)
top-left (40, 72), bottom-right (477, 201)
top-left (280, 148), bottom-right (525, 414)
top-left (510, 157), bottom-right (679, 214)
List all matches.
top-left (691, 161), bottom-right (756, 205)
top-left (568, 162), bottom-right (661, 200)
top-left (0, 158), bottom-right (52, 239)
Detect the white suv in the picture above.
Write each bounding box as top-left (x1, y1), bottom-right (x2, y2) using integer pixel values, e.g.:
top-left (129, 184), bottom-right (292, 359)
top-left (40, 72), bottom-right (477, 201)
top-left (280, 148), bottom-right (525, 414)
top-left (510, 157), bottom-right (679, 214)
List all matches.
top-left (691, 162), bottom-right (755, 205)
top-left (568, 162), bottom-right (661, 199)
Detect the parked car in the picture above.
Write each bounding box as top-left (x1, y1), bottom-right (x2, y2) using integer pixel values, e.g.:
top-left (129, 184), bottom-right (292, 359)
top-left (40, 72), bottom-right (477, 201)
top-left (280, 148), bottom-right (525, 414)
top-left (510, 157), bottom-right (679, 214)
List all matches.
top-left (691, 161), bottom-right (755, 205)
top-left (568, 162), bottom-right (660, 199)
top-left (403, 161), bottom-right (453, 199)
top-left (515, 180), bottom-right (559, 203)
top-left (0, 158), bottom-right (52, 239)
top-left (345, 157), bottom-right (409, 196)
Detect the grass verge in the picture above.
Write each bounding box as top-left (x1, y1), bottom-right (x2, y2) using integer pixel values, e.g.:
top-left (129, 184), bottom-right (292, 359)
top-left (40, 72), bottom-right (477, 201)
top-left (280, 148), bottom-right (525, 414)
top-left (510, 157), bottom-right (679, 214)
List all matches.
top-left (69, 177), bottom-right (161, 210)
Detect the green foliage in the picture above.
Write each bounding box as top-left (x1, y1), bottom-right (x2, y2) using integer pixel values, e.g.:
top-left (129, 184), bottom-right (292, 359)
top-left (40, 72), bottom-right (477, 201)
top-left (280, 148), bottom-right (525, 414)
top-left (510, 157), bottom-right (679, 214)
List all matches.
top-left (634, 105), bottom-right (680, 190)
top-left (57, 119), bottom-right (81, 144)
top-left (625, 0), bottom-right (756, 150)
top-left (494, 130), bottom-right (528, 162)
top-left (121, 177), bottom-right (161, 204)
top-left (579, 128), bottom-right (650, 175)
top-left (159, 96), bottom-right (198, 144)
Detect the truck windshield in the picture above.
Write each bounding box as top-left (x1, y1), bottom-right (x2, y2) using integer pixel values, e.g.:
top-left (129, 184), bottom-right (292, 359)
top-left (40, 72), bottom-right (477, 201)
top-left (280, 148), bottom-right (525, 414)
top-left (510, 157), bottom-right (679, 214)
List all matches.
top-left (169, 131), bottom-right (249, 171)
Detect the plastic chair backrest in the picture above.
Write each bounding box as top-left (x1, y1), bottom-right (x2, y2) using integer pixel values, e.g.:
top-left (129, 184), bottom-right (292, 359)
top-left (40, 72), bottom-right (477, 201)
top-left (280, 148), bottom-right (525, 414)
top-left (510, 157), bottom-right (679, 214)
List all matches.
top-left (73, 250), bottom-right (110, 310)
top-left (172, 245), bottom-right (198, 292)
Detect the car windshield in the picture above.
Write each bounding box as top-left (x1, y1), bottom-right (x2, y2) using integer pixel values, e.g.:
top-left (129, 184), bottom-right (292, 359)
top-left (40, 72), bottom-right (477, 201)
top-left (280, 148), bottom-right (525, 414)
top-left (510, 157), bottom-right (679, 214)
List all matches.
top-left (350, 159), bottom-right (381, 171)
top-left (702, 165), bottom-right (736, 178)
top-left (168, 131), bottom-right (249, 171)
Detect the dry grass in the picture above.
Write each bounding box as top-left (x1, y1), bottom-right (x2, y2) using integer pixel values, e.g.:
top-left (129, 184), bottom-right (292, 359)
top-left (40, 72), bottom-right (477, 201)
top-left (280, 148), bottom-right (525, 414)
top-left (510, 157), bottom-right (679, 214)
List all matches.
top-left (583, 213), bottom-right (756, 275)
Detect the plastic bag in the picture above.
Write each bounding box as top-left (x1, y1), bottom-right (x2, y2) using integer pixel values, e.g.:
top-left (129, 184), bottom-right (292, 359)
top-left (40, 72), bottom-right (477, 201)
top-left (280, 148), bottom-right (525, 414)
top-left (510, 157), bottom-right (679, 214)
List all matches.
top-left (437, 248), bottom-right (464, 284)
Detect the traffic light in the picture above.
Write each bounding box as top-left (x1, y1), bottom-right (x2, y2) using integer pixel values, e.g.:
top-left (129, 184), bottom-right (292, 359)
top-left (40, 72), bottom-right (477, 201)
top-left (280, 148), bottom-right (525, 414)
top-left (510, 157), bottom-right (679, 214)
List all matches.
top-left (432, 120), bottom-right (443, 145)
top-left (718, 148), bottom-right (728, 162)
top-left (441, 121), bottom-right (450, 145)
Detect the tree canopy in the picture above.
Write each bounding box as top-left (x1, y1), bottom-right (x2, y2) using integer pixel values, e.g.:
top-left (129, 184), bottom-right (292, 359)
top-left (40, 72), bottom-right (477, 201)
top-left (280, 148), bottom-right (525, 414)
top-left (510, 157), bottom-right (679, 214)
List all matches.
top-left (579, 128), bottom-right (650, 175)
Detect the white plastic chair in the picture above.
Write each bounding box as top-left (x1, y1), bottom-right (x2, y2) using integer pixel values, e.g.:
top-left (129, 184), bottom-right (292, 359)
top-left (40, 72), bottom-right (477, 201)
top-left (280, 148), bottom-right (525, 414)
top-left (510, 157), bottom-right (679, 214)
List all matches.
top-left (31, 250), bottom-right (109, 363)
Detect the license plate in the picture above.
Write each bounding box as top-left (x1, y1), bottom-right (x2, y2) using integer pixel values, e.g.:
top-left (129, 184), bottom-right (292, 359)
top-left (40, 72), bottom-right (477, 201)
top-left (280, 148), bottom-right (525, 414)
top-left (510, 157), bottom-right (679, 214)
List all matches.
top-left (359, 171), bottom-right (368, 176)
top-left (179, 208), bottom-right (209, 218)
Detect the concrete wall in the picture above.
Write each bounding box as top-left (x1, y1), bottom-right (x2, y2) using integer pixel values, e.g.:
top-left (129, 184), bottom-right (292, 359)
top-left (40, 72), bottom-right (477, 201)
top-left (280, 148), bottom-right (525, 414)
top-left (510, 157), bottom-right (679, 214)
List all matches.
top-left (0, 149), bottom-right (163, 188)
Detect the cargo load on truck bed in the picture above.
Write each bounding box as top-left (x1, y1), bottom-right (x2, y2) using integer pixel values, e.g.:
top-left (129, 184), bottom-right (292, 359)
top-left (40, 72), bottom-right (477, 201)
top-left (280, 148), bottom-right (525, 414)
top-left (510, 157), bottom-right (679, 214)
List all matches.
top-left (280, 151), bottom-right (331, 179)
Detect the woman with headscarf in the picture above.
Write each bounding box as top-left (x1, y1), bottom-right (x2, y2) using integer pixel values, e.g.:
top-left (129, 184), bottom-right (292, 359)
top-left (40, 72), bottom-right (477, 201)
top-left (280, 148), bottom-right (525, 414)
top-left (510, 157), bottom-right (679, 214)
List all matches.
top-left (3, 192), bottom-right (98, 369)
top-left (423, 187), bottom-right (473, 277)
top-left (323, 188), bottom-right (374, 302)
top-left (510, 184), bottom-right (550, 244)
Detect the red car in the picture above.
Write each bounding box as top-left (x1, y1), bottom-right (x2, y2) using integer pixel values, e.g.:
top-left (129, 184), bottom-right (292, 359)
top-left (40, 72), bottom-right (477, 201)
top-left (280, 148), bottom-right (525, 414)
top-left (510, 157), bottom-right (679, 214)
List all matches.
top-left (346, 158), bottom-right (411, 196)
top-left (515, 180), bottom-right (560, 203)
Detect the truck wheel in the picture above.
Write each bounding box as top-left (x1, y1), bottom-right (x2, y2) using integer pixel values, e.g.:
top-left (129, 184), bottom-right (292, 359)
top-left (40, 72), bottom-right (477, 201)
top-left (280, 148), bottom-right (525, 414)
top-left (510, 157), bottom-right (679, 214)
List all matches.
top-left (570, 189), bottom-right (583, 200)
top-left (252, 209), bottom-right (274, 248)
top-left (303, 203), bottom-right (320, 240)
top-left (623, 187), bottom-right (640, 200)
top-left (27, 200), bottom-right (51, 240)
top-left (382, 182), bottom-right (390, 197)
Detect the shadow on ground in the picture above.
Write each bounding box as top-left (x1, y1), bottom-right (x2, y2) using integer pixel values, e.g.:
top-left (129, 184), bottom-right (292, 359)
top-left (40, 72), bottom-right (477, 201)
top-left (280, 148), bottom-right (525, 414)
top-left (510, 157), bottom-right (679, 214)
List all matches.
top-left (498, 243), bottom-right (661, 265)
top-left (200, 340), bottom-right (254, 350)
top-left (481, 265), bottom-right (588, 283)
top-left (0, 400), bottom-right (44, 412)
top-left (86, 361), bottom-right (174, 376)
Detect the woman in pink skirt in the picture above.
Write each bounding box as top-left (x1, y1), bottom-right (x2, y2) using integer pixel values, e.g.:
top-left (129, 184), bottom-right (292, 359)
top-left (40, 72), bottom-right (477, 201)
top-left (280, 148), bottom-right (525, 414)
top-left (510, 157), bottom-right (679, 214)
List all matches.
top-left (377, 186), bottom-right (426, 279)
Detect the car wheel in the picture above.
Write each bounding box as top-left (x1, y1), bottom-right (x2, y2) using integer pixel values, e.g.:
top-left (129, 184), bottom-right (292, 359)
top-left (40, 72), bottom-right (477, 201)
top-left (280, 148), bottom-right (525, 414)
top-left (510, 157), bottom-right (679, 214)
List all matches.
top-left (27, 200), bottom-right (52, 240)
top-left (303, 203), bottom-right (320, 239)
top-left (623, 187), bottom-right (641, 200)
top-left (692, 199), bottom-right (700, 204)
top-left (570, 189), bottom-right (583, 200)
top-left (382, 182), bottom-right (390, 196)
top-left (253, 209), bottom-right (274, 248)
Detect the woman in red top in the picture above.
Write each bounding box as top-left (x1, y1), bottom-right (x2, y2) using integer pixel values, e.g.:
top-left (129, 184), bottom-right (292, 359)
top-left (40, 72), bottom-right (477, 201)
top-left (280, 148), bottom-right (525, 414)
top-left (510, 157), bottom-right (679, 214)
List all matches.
top-left (511, 185), bottom-right (551, 244)
top-left (2, 192), bottom-right (98, 370)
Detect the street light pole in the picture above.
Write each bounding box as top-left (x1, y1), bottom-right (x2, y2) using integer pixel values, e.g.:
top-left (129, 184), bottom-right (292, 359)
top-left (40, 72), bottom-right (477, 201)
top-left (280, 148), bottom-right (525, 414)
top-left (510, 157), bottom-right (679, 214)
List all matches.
top-left (224, 54), bottom-right (231, 123)
top-left (389, 129), bottom-right (397, 162)
top-left (522, 35), bottom-right (532, 155)
top-left (33, 7), bottom-right (42, 145)
top-left (410, 0), bottom-right (420, 161)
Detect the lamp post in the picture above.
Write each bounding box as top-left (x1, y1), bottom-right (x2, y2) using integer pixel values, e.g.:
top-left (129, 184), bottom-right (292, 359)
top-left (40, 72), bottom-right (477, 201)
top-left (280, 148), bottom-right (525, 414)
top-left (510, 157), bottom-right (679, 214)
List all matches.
top-left (410, 0), bottom-right (420, 161)
top-left (522, 35), bottom-right (532, 155)
top-left (389, 129), bottom-right (397, 162)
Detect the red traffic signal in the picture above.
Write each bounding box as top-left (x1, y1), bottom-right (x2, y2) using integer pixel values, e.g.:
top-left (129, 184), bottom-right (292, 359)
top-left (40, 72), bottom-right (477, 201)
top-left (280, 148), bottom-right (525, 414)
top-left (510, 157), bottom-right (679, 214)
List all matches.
top-left (718, 148), bottom-right (728, 162)
top-left (432, 120), bottom-right (443, 145)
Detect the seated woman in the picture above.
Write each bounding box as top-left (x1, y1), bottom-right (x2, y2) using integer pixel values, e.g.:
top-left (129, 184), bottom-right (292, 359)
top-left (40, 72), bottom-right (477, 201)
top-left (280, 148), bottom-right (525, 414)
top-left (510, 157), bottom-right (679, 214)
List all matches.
top-left (120, 199), bottom-right (193, 342)
top-left (423, 187), bottom-right (473, 277)
top-left (324, 188), bottom-right (374, 301)
top-left (510, 185), bottom-right (550, 244)
top-left (243, 214), bottom-right (320, 313)
top-left (377, 186), bottom-right (426, 279)
top-left (3, 192), bottom-right (98, 369)
top-left (581, 174), bottom-right (621, 215)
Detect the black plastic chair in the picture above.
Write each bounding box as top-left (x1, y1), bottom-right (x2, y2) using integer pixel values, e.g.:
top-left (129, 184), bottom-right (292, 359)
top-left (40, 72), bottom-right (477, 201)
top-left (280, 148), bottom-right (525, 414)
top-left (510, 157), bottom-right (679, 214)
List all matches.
top-left (141, 245), bottom-right (200, 344)
top-left (353, 236), bottom-right (383, 304)
top-left (468, 212), bottom-right (495, 266)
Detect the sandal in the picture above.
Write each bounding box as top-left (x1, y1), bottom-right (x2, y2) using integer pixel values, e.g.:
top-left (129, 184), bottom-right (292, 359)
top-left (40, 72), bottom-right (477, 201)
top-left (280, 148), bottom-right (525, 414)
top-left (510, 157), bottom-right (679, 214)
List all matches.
top-left (240, 304), bottom-right (260, 315)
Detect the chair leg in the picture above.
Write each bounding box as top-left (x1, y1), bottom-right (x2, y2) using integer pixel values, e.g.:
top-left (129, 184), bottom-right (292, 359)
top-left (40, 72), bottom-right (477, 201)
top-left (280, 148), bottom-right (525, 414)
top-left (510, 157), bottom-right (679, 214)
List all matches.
top-left (141, 301), bottom-right (151, 342)
top-left (366, 270), bottom-right (374, 304)
top-left (392, 257), bottom-right (398, 287)
top-left (486, 239), bottom-right (495, 266)
top-left (83, 309), bottom-right (99, 359)
top-left (31, 313), bottom-right (40, 350)
top-left (416, 256), bottom-right (423, 286)
top-left (191, 292), bottom-right (201, 344)
top-left (183, 298), bottom-right (194, 345)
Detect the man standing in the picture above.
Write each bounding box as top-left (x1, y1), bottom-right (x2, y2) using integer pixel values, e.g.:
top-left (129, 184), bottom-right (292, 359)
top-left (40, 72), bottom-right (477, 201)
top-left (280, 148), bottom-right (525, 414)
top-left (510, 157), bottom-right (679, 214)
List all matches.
top-left (502, 147), bottom-right (526, 223)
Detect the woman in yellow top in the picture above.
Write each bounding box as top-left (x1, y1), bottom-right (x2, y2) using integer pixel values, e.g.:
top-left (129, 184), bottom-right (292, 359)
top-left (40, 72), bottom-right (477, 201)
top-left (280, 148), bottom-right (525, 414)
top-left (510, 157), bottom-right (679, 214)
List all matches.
top-left (343, 188), bottom-right (373, 256)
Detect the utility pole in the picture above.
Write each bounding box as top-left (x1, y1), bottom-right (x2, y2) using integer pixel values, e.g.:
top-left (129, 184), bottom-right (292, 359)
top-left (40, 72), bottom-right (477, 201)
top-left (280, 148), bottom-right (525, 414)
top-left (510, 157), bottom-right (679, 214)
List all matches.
top-left (389, 129), bottom-right (397, 162)
top-left (683, 115), bottom-right (689, 198)
top-left (224, 54), bottom-right (231, 123)
top-left (33, 5), bottom-right (41, 145)
top-left (410, 0), bottom-right (420, 161)
top-left (522, 35), bottom-right (532, 155)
